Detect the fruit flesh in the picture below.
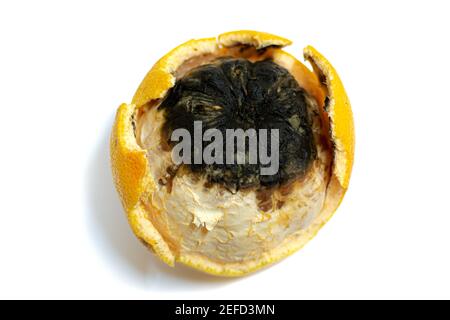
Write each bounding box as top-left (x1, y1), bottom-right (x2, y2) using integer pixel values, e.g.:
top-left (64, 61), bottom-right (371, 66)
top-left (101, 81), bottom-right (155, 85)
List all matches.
top-left (134, 47), bottom-right (332, 264)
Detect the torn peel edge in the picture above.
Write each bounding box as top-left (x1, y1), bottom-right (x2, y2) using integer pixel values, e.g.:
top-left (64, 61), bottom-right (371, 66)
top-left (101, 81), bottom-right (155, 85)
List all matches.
top-left (110, 102), bottom-right (175, 263)
top-left (110, 103), bottom-right (149, 211)
top-left (218, 30), bottom-right (293, 50)
top-left (128, 203), bottom-right (176, 266)
top-left (303, 46), bottom-right (355, 190)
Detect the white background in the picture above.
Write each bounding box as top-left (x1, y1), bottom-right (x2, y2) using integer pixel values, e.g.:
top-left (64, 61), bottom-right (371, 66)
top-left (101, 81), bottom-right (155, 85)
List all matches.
top-left (1, 0), bottom-right (449, 299)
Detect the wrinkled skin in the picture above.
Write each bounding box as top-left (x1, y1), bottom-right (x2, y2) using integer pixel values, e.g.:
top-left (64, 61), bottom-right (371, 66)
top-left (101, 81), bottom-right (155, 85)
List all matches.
top-left (159, 57), bottom-right (316, 191)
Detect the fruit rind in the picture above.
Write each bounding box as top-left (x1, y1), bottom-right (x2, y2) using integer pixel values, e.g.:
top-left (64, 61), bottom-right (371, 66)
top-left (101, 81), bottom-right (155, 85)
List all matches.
top-left (218, 30), bottom-right (292, 49)
top-left (110, 103), bottom-right (175, 265)
top-left (304, 46), bottom-right (355, 189)
top-left (110, 103), bottom-right (148, 211)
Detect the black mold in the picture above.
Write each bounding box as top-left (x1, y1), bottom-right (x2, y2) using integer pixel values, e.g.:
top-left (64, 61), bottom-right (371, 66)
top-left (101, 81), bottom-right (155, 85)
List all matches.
top-left (159, 57), bottom-right (316, 191)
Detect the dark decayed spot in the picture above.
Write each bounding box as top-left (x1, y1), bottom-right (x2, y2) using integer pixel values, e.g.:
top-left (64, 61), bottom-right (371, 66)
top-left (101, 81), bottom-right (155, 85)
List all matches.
top-left (159, 57), bottom-right (316, 192)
